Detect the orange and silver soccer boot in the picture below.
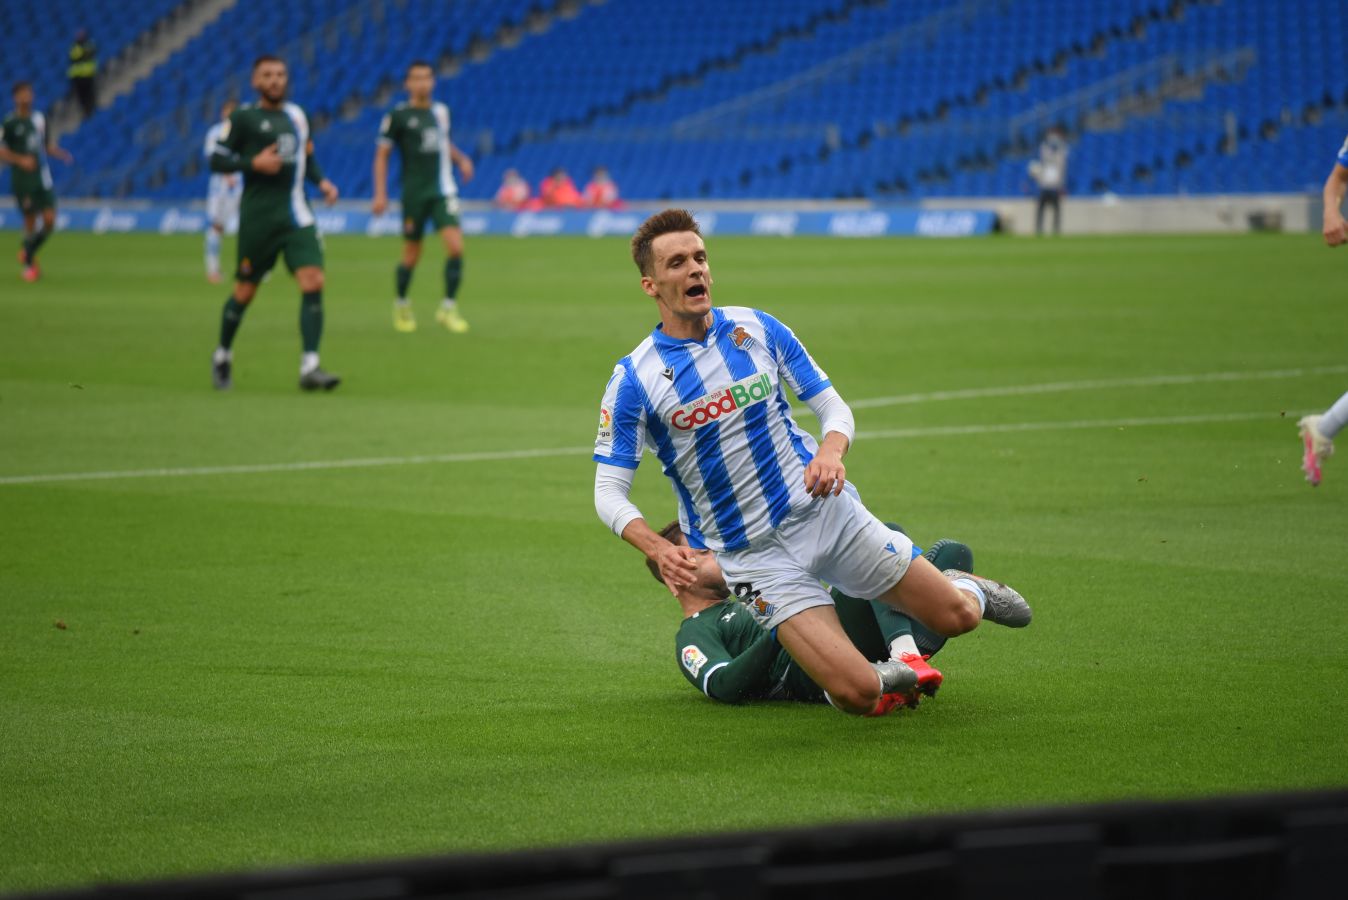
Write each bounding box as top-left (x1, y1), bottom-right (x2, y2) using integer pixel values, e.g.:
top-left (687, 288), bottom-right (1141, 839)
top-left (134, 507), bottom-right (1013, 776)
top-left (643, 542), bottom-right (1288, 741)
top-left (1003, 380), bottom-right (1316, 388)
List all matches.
top-left (1298, 415), bottom-right (1333, 486)
top-left (896, 652), bottom-right (943, 697)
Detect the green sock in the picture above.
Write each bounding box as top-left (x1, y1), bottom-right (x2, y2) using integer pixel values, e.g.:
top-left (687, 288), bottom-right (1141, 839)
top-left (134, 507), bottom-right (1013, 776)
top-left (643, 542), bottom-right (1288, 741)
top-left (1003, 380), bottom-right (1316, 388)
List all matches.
top-left (22, 228), bottom-right (49, 263)
top-left (300, 291), bottom-right (323, 354)
top-left (219, 296), bottom-right (248, 350)
top-left (444, 256), bottom-right (463, 300)
top-left (395, 264), bottom-right (413, 300)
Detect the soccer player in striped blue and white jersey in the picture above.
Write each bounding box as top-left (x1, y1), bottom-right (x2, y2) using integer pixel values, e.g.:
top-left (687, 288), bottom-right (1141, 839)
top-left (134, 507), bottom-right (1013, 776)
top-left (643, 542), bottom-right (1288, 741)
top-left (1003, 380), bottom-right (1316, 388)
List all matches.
top-left (1300, 135), bottom-right (1348, 485)
top-left (202, 99), bottom-right (242, 283)
top-left (593, 209), bottom-right (1032, 717)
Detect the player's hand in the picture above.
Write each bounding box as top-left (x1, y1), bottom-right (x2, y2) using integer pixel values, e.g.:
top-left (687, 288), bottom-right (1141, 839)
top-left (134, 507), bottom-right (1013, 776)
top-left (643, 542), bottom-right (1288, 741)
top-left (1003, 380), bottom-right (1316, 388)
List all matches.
top-left (457, 156), bottom-right (475, 183)
top-left (319, 179), bottom-right (339, 205)
top-left (652, 543), bottom-right (700, 595)
top-left (51, 147), bottom-right (73, 165)
top-left (371, 194), bottom-right (387, 215)
top-left (17, 154), bottom-right (38, 172)
top-left (804, 449), bottom-right (846, 498)
top-left (1323, 215), bottom-right (1348, 247)
top-left (251, 143), bottom-right (283, 175)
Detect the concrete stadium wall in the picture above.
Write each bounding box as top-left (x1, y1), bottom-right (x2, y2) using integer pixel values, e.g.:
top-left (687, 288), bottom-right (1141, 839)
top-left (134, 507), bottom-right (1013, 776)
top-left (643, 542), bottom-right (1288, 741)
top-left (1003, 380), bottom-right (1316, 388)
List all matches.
top-left (924, 192), bottom-right (1319, 235)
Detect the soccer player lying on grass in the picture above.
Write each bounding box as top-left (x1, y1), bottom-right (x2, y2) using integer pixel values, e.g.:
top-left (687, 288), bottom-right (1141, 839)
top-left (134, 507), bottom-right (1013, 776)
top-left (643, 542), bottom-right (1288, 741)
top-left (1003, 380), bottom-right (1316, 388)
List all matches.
top-left (649, 519), bottom-right (976, 712)
top-left (594, 209), bottom-right (1031, 717)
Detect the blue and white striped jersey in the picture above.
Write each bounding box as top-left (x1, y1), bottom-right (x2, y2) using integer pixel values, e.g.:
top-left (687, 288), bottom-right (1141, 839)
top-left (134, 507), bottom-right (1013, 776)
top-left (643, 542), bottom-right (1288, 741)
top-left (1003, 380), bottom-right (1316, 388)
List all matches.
top-left (594, 306), bottom-right (832, 553)
top-left (1337, 134), bottom-right (1348, 167)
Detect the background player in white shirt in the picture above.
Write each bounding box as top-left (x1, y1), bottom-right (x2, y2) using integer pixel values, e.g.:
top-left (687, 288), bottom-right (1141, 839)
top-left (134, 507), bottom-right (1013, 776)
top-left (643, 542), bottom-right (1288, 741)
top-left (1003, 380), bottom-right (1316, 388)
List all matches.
top-left (1300, 135), bottom-right (1348, 485)
top-left (203, 99), bottom-right (242, 283)
top-left (594, 209), bottom-right (1031, 717)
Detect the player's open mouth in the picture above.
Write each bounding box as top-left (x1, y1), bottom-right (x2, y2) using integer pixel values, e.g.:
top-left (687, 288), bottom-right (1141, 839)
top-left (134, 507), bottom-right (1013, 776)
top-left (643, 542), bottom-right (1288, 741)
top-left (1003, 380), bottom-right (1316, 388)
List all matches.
top-left (686, 285), bottom-right (707, 298)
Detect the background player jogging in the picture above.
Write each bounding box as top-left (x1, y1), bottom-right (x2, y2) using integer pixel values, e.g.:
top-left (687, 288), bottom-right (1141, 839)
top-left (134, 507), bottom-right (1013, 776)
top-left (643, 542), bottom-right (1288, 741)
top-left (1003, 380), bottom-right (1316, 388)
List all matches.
top-left (372, 60), bottom-right (474, 335)
top-left (208, 55), bottom-right (340, 392)
top-left (593, 209), bottom-right (1031, 717)
top-left (0, 81), bottom-right (72, 283)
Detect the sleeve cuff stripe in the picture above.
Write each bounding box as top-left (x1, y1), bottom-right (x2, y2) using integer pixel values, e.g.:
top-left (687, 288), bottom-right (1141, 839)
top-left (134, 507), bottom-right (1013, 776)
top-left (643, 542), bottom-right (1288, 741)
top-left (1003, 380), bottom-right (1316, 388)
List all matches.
top-left (593, 454), bottom-right (639, 469)
top-left (701, 661), bottom-right (730, 697)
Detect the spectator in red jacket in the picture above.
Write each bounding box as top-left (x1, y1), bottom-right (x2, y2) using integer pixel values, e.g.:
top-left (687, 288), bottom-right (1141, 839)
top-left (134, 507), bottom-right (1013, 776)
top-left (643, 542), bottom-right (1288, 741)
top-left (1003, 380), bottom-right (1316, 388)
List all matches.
top-left (494, 168), bottom-right (530, 209)
top-left (539, 167), bottom-right (582, 208)
top-left (583, 166), bottom-right (620, 209)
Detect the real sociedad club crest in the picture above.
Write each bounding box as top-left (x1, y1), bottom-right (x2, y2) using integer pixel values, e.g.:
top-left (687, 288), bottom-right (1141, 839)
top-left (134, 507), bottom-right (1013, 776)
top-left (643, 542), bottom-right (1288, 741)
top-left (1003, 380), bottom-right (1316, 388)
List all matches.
top-left (730, 326), bottom-right (754, 349)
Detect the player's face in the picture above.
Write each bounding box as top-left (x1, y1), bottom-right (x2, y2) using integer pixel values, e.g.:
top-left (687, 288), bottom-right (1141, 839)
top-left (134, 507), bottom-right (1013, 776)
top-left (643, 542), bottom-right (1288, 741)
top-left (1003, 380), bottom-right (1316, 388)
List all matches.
top-left (252, 62), bottom-right (288, 104)
top-left (13, 86), bottom-right (33, 112)
top-left (220, 101), bottom-right (236, 121)
top-left (405, 66), bottom-right (434, 102)
top-left (643, 231), bottom-right (713, 320)
top-left (691, 549), bottom-right (731, 600)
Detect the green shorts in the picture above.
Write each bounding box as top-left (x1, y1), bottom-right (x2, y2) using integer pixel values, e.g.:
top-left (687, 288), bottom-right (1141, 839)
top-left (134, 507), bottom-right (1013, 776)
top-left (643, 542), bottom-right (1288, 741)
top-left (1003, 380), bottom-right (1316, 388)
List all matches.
top-left (402, 193), bottom-right (461, 241)
top-left (14, 188), bottom-right (55, 215)
top-left (236, 223), bottom-right (324, 284)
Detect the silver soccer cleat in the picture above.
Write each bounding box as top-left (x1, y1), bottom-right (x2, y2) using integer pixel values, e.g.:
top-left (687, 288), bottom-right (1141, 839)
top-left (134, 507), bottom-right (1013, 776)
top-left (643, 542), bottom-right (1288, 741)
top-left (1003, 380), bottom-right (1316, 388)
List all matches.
top-left (872, 659), bottom-right (918, 694)
top-left (943, 569), bottom-right (1032, 628)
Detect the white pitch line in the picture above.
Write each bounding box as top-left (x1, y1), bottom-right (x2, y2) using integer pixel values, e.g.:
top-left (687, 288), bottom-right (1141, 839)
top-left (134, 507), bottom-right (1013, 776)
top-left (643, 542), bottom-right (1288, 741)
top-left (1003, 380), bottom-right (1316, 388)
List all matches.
top-left (0, 411), bottom-right (1289, 487)
top-left (0, 446), bottom-right (593, 486)
top-left (857, 409), bottom-right (1285, 441)
top-left (839, 364), bottom-right (1348, 411)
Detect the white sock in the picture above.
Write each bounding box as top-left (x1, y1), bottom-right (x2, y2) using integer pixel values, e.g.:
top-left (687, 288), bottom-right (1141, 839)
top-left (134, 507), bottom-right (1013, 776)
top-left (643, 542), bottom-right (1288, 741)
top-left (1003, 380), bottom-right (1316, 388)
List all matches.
top-left (440, 297), bottom-right (456, 310)
top-left (204, 230), bottom-right (221, 273)
top-left (950, 576), bottom-right (986, 615)
top-left (394, 297), bottom-right (410, 306)
top-left (1320, 391), bottom-right (1348, 439)
top-left (889, 634), bottom-right (920, 660)
top-left (300, 352), bottom-right (319, 375)
top-left (212, 346), bottom-right (231, 364)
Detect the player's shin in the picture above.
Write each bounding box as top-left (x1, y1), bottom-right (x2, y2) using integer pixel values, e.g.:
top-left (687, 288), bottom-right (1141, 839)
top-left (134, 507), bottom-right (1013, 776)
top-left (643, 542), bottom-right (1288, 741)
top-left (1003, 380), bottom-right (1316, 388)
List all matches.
top-left (443, 256), bottom-right (462, 303)
top-left (395, 263), bottom-right (413, 301)
top-left (219, 296), bottom-right (248, 350)
top-left (300, 291), bottom-right (323, 370)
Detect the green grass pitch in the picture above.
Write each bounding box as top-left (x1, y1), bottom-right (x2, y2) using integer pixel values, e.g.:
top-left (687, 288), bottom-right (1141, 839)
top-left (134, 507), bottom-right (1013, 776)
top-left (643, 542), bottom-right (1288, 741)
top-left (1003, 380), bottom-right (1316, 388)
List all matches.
top-left (1, 229), bottom-right (1345, 893)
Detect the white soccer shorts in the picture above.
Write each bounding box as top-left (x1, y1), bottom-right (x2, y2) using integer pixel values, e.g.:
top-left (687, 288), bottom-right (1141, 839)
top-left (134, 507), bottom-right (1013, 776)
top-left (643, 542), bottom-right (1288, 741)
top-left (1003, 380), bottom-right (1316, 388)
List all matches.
top-left (206, 191), bottom-right (240, 233)
top-left (716, 490), bottom-right (915, 630)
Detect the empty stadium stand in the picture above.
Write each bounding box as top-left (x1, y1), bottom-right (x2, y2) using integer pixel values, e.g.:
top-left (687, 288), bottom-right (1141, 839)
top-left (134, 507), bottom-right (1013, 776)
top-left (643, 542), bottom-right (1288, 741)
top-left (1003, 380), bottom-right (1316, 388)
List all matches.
top-left (3, 0), bottom-right (1342, 201)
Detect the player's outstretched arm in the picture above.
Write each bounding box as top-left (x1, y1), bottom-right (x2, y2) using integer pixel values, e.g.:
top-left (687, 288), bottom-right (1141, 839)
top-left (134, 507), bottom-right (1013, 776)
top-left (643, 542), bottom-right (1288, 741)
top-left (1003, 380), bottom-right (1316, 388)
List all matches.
top-left (303, 140), bottom-right (338, 205)
top-left (450, 142), bottom-right (474, 182)
top-left (594, 463), bottom-right (698, 593)
top-left (1322, 163), bottom-right (1348, 247)
top-left (371, 143), bottom-right (391, 215)
top-left (801, 387), bottom-right (855, 498)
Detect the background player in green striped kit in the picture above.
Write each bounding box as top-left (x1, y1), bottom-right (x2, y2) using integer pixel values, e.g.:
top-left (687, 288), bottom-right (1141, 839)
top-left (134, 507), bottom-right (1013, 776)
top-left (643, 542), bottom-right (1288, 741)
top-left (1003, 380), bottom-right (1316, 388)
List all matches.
top-left (0, 81), bottom-right (72, 283)
top-left (651, 520), bottom-right (992, 712)
top-left (372, 61), bottom-right (475, 334)
top-left (208, 56), bottom-right (340, 392)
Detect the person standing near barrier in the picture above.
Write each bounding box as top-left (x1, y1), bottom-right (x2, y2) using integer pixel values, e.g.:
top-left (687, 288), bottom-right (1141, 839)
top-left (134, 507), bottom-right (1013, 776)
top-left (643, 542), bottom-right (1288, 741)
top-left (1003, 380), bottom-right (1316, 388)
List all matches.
top-left (1030, 126), bottom-right (1069, 235)
top-left (67, 29), bottom-right (98, 121)
top-left (372, 60), bottom-right (474, 335)
top-left (1299, 135), bottom-right (1348, 485)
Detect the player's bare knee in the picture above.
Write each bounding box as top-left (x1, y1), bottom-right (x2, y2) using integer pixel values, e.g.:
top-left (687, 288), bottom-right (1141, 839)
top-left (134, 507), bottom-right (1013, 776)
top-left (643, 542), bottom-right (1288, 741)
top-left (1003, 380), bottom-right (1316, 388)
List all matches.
top-left (233, 283), bottom-right (257, 304)
top-left (932, 601), bottom-right (980, 637)
top-left (402, 243), bottom-right (421, 267)
top-left (828, 673), bottom-right (881, 715)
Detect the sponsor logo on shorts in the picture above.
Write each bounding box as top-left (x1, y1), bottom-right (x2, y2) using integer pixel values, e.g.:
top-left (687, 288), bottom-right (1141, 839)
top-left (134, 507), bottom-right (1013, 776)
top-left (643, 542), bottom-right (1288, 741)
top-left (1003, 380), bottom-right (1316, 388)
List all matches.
top-left (240, 257), bottom-right (253, 276)
top-left (681, 645), bottom-right (709, 677)
top-left (670, 372), bottom-right (772, 431)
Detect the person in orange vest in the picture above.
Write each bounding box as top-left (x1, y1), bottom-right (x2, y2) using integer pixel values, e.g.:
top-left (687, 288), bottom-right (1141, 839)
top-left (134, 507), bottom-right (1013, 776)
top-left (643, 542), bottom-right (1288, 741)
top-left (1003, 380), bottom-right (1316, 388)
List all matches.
top-left (539, 167), bottom-right (581, 207)
top-left (583, 166), bottom-right (620, 209)
top-left (494, 168), bottom-right (530, 209)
